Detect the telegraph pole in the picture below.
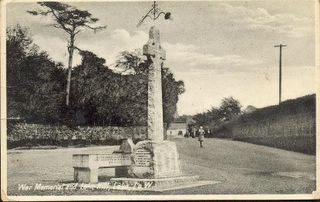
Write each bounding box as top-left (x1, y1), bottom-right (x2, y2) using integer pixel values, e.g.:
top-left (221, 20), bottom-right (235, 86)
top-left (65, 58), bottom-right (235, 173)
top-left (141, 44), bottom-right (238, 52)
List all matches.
top-left (274, 44), bottom-right (286, 104)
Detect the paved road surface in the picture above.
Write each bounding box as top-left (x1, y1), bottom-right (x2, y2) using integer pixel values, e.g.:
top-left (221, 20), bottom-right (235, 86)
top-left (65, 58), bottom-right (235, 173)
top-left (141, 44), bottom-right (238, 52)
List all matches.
top-left (168, 137), bottom-right (315, 194)
top-left (7, 138), bottom-right (315, 195)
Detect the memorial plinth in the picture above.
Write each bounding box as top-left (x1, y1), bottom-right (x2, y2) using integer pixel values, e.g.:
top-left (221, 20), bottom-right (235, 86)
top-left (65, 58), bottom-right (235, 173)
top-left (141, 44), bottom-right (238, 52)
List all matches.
top-left (129, 140), bottom-right (181, 178)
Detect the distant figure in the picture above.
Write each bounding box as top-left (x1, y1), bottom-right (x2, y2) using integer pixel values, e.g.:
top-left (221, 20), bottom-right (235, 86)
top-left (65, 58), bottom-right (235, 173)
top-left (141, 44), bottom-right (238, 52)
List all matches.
top-left (192, 127), bottom-right (196, 138)
top-left (198, 126), bottom-right (205, 148)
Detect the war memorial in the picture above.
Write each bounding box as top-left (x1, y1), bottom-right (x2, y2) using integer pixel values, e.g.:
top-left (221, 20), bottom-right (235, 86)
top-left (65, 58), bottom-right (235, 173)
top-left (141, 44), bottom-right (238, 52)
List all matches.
top-left (2, 0), bottom-right (317, 200)
top-left (72, 2), bottom-right (217, 191)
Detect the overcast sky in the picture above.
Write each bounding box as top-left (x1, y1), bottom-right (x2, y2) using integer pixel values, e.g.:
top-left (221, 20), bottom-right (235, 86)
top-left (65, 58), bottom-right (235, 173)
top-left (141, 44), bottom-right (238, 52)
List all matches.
top-left (6, 0), bottom-right (316, 115)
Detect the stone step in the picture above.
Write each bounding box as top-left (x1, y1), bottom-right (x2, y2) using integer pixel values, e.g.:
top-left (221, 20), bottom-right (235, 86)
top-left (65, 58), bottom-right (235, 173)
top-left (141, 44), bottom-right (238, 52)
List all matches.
top-left (110, 175), bottom-right (200, 189)
top-left (109, 175), bottom-right (220, 192)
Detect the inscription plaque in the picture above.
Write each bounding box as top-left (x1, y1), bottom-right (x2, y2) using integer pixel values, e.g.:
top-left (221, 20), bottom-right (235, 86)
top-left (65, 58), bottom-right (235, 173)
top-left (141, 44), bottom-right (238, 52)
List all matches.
top-left (135, 148), bottom-right (152, 167)
top-left (92, 154), bottom-right (131, 167)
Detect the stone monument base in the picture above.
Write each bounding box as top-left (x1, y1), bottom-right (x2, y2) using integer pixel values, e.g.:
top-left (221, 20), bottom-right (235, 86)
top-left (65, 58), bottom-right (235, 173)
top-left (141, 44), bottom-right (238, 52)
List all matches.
top-left (109, 140), bottom-right (221, 191)
top-left (72, 139), bottom-right (221, 191)
top-left (128, 140), bottom-right (182, 178)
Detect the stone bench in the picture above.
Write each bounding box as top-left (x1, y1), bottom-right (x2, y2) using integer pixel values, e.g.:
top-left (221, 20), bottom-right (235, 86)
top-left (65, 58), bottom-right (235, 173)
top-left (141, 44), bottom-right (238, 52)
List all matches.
top-left (73, 153), bottom-right (131, 183)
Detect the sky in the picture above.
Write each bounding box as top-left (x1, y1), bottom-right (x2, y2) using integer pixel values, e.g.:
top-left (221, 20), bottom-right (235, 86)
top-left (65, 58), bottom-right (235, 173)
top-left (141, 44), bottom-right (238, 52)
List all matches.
top-left (6, 0), bottom-right (316, 115)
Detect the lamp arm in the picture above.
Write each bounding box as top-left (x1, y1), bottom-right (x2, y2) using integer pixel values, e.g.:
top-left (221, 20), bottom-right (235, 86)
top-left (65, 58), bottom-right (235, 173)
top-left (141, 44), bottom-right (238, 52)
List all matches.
top-left (154, 12), bottom-right (165, 20)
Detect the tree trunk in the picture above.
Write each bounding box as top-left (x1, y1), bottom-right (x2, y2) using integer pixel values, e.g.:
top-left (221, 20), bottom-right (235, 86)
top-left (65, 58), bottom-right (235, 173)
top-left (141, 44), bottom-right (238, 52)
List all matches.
top-left (66, 35), bottom-right (75, 106)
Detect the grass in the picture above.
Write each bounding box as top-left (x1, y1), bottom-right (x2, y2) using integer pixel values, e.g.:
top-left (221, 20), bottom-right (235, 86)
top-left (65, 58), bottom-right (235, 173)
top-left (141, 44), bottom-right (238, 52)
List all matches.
top-left (6, 137), bottom-right (316, 196)
top-left (209, 94), bottom-right (316, 154)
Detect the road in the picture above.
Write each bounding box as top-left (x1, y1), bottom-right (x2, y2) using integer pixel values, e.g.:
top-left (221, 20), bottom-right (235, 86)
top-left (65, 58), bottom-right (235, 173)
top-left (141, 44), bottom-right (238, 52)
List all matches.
top-left (6, 137), bottom-right (316, 195)
top-left (168, 137), bottom-right (315, 194)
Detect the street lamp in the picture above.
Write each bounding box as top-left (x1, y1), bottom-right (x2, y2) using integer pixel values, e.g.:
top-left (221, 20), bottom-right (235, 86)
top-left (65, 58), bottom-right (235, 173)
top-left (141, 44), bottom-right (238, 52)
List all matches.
top-left (137, 1), bottom-right (172, 27)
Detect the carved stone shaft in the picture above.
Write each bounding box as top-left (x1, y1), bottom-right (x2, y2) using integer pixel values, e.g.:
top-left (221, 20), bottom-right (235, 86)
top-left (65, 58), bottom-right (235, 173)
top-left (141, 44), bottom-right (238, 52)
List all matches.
top-left (143, 26), bottom-right (166, 142)
top-left (128, 26), bottom-right (183, 179)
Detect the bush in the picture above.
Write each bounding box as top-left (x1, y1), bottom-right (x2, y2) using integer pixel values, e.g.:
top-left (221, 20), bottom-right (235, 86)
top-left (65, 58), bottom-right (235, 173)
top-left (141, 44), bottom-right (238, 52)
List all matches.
top-left (7, 123), bottom-right (147, 149)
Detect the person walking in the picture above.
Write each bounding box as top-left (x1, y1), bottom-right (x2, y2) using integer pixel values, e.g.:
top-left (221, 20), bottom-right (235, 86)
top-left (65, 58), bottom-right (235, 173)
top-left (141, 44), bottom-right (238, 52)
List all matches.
top-left (198, 126), bottom-right (205, 148)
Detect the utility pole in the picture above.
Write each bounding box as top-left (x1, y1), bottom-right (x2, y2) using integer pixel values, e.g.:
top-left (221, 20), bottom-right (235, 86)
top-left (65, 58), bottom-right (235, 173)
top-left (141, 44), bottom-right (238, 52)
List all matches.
top-left (274, 44), bottom-right (286, 104)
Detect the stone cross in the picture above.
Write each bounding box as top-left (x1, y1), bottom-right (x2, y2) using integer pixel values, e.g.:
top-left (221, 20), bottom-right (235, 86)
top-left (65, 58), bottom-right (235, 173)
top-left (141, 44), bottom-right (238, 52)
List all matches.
top-left (143, 26), bottom-right (166, 142)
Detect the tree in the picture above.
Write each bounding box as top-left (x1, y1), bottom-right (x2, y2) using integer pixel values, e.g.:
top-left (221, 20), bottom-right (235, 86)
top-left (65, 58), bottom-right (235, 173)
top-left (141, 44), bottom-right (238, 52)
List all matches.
top-left (28, 2), bottom-right (106, 106)
top-left (70, 50), bottom-right (149, 126)
top-left (193, 97), bottom-right (242, 127)
top-left (7, 25), bottom-right (33, 118)
top-left (115, 49), bottom-right (149, 75)
top-left (70, 50), bottom-right (111, 125)
top-left (7, 25), bottom-right (66, 123)
top-left (193, 107), bottom-right (222, 127)
top-left (114, 50), bottom-right (185, 127)
top-left (219, 97), bottom-right (242, 121)
top-left (162, 67), bottom-right (185, 127)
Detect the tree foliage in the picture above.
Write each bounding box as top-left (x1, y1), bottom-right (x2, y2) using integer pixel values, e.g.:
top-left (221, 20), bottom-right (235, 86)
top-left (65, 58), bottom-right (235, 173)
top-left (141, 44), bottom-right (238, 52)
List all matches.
top-left (68, 49), bottom-right (185, 127)
top-left (193, 97), bottom-right (242, 127)
top-left (162, 67), bottom-right (185, 127)
top-left (28, 2), bottom-right (106, 34)
top-left (28, 2), bottom-right (106, 106)
top-left (219, 97), bottom-right (242, 121)
top-left (115, 49), bottom-right (149, 74)
top-left (69, 50), bottom-right (148, 126)
top-left (7, 25), bottom-right (66, 122)
top-left (7, 25), bottom-right (185, 128)
top-left (114, 49), bottom-right (185, 127)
